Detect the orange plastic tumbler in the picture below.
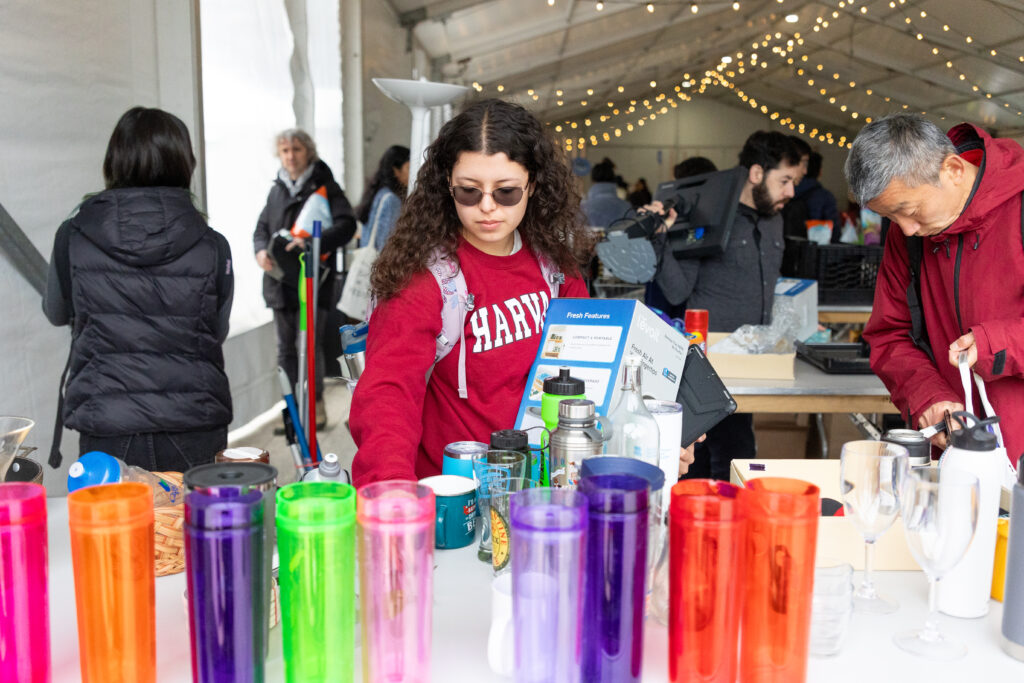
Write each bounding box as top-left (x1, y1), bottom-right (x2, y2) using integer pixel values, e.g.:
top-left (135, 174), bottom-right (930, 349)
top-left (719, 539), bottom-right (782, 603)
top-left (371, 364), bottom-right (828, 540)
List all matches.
top-left (669, 479), bottom-right (747, 683)
top-left (740, 477), bottom-right (819, 683)
top-left (68, 483), bottom-right (156, 683)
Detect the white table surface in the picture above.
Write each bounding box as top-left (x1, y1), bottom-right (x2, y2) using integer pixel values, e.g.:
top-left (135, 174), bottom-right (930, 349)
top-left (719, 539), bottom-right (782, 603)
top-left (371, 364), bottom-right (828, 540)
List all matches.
top-left (45, 498), bottom-right (1023, 682)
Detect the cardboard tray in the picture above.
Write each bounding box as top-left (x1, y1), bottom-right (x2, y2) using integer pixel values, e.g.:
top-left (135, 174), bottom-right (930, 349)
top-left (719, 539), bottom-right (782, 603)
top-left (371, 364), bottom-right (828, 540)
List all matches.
top-left (706, 332), bottom-right (796, 381)
top-left (729, 458), bottom-right (920, 571)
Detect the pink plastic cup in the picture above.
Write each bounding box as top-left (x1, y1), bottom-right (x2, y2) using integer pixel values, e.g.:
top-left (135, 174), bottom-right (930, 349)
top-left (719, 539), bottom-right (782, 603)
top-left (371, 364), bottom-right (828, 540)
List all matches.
top-left (0, 483), bottom-right (50, 682)
top-left (357, 480), bottom-right (435, 683)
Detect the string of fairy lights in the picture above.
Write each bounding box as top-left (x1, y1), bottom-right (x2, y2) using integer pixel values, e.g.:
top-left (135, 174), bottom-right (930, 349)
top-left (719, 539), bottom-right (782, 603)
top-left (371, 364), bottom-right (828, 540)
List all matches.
top-left (468, 0), bottom-right (1024, 150)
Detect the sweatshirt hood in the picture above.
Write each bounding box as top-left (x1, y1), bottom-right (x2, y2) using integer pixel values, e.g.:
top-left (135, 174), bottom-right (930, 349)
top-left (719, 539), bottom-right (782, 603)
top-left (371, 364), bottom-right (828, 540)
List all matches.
top-left (942, 123), bottom-right (1024, 238)
top-left (71, 187), bottom-right (209, 267)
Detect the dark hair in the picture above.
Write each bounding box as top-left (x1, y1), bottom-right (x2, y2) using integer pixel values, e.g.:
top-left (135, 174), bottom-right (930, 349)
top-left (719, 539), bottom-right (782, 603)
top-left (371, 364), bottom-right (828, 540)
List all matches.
top-left (103, 107), bottom-right (196, 189)
top-left (674, 156), bottom-right (717, 179)
top-left (355, 145), bottom-right (410, 224)
top-left (807, 152), bottom-right (824, 179)
top-left (371, 99), bottom-right (590, 300)
top-left (788, 135), bottom-right (812, 159)
top-left (738, 131), bottom-right (801, 173)
top-left (591, 160), bottom-right (616, 183)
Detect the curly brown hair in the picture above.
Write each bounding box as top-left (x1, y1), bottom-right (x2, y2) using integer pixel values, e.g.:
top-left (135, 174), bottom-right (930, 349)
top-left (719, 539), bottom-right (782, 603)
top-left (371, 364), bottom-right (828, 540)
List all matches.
top-left (370, 98), bottom-right (591, 300)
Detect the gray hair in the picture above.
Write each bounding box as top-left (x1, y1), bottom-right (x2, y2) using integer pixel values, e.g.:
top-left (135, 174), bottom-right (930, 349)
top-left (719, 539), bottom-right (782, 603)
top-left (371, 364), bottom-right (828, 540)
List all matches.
top-left (275, 128), bottom-right (319, 161)
top-left (844, 114), bottom-right (955, 204)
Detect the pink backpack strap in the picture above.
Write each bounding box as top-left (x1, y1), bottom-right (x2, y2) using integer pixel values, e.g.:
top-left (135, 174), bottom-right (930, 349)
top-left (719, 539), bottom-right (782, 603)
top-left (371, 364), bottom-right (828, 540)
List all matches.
top-left (428, 252), bottom-right (473, 399)
top-left (537, 255), bottom-right (564, 299)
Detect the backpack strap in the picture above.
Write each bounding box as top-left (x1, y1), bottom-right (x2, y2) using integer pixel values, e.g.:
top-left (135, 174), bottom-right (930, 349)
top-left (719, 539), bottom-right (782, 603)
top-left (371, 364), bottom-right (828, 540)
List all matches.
top-left (428, 253), bottom-right (474, 399)
top-left (904, 234), bottom-right (935, 364)
top-left (537, 255), bottom-right (564, 299)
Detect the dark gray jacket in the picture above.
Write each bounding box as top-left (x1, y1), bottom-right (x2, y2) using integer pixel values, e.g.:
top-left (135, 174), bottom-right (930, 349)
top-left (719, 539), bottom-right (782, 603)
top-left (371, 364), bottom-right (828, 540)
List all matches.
top-left (44, 187), bottom-right (233, 436)
top-left (655, 203), bottom-right (784, 332)
top-left (253, 159), bottom-right (356, 310)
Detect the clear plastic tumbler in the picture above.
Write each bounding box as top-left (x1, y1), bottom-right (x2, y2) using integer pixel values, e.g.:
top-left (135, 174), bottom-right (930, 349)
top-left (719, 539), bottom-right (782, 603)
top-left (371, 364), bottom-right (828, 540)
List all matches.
top-left (473, 450), bottom-right (527, 563)
top-left (0, 483), bottom-right (50, 682)
top-left (580, 474), bottom-right (649, 683)
top-left (277, 482), bottom-right (357, 682)
top-left (185, 488), bottom-right (265, 683)
top-left (510, 487), bottom-right (588, 683)
top-left (357, 480), bottom-right (434, 683)
top-left (68, 482), bottom-right (155, 683)
top-left (669, 479), bottom-right (747, 683)
top-left (740, 477), bottom-right (820, 683)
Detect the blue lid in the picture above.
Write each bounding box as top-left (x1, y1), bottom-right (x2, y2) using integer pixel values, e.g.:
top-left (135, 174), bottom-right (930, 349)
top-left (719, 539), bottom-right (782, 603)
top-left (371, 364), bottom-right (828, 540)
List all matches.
top-left (580, 456), bottom-right (665, 492)
top-left (67, 451), bottom-right (122, 492)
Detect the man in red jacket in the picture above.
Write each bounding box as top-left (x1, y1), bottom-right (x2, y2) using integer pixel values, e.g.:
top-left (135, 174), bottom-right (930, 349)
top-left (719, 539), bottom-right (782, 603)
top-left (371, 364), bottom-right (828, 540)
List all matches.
top-left (846, 113), bottom-right (1024, 466)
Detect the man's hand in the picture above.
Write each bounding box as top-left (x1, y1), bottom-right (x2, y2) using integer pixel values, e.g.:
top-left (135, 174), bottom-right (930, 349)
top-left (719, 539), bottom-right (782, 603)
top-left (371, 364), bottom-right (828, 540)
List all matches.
top-left (641, 201), bottom-right (678, 232)
top-left (255, 249), bottom-right (274, 272)
top-left (679, 433), bottom-right (707, 477)
top-left (919, 401), bottom-right (963, 449)
top-left (948, 332), bottom-right (977, 369)
top-left (285, 236), bottom-right (307, 251)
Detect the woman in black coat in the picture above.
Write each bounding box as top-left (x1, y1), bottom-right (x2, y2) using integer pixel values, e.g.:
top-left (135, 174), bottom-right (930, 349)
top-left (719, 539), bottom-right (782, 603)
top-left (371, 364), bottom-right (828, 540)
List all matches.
top-left (252, 130), bottom-right (356, 426)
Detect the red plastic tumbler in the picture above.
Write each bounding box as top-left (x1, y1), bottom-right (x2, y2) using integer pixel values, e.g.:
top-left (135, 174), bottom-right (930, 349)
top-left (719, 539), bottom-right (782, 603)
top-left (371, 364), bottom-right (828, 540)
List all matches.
top-left (669, 479), bottom-right (746, 683)
top-left (740, 477), bottom-right (820, 683)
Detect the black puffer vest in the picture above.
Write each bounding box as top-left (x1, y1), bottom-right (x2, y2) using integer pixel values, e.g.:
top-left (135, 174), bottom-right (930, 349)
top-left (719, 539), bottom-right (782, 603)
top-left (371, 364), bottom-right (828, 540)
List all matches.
top-left (62, 188), bottom-right (232, 436)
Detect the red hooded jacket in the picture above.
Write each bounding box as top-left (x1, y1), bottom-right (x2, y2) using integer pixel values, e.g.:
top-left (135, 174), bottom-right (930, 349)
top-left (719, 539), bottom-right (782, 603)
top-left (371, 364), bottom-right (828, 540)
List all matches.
top-left (864, 124), bottom-right (1024, 466)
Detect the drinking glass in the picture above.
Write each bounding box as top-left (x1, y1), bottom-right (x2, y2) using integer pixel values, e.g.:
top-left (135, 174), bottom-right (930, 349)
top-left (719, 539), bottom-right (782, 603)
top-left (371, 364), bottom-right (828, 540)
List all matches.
top-left (894, 467), bottom-right (979, 660)
top-left (472, 450), bottom-right (526, 564)
top-left (839, 440), bottom-right (909, 613)
top-left (809, 559), bottom-right (854, 657)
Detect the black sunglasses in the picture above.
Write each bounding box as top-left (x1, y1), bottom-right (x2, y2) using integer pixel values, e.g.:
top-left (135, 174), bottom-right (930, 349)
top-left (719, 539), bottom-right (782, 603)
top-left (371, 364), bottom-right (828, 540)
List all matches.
top-left (450, 185), bottom-right (526, 207)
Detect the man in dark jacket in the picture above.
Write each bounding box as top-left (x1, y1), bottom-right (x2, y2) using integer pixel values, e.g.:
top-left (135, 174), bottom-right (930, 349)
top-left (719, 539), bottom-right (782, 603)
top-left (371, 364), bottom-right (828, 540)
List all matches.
top-left (851, 114), bottom-right (1024, 466)
top-left (253, 130), bottom-right (356, 426)
top-left (653, 130), bottom-right (801, 480)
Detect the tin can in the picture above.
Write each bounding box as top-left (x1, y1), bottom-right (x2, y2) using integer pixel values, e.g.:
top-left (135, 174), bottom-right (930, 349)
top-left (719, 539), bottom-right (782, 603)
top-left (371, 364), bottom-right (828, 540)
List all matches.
top-left (684, 309), bottom-right (709, 353)
top-left (215, 446), bottom-right (271, 465)
top-left (442, 441), bottom-right (488, 479)
top-left (881, 429), bottom-right (931, 467)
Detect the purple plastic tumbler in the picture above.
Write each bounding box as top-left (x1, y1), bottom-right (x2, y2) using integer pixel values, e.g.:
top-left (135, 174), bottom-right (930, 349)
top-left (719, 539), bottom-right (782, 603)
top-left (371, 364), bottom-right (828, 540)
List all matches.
top-left (357, 480), bottom-right (435, 683)
top-left (580, 474), bottom-right (649, 682)
top-left (0, 483), bottom-right (50, 683)
top-left (184, 488), bottom-right (265, 683)
top-left (510, 487), bottom-right (588, 683)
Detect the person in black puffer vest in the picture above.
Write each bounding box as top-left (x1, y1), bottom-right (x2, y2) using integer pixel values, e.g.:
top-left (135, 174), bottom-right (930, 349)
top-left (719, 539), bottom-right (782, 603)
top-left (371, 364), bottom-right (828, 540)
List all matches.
top-left (253, 130), bottom-right (356, 428)
top-left (43, 106), bottom-right (233, 472)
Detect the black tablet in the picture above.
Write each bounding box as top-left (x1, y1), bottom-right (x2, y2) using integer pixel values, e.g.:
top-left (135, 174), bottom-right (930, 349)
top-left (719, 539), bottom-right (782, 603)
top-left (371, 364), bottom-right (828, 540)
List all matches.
top-left (675, 344), bottom-right (737, 447)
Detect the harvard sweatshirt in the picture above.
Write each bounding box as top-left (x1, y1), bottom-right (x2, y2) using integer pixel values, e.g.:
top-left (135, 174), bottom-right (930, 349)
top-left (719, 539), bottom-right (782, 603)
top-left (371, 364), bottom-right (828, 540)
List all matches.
top-left (350, 238), bottom-right (588, 486)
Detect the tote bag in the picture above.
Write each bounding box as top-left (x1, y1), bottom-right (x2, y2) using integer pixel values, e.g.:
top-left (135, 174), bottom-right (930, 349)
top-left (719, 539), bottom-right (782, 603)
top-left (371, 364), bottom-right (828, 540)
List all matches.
top-left (339, 198), bottom-right (384, 320)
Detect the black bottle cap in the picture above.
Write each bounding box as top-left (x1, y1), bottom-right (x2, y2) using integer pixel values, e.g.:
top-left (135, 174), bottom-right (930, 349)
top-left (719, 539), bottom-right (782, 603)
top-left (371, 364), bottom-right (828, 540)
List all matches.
top-left (543, 367), bottom-right (584, 396)
top-left (490, 429), bottom-right (528, 451)
top-left (948, 411), bottom-right (999, 452)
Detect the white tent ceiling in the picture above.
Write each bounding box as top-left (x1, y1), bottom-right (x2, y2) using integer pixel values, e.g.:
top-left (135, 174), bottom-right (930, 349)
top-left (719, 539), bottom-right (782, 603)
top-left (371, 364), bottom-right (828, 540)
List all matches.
top-left (389, 0), bottom-right (1024, 143)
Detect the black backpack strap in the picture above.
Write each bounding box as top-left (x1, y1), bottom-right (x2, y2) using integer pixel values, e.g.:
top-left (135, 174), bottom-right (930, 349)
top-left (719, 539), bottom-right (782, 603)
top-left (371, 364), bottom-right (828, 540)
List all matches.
top-left (905, 234), bottom-right (935, 364)
top-left (48, 225), bottom-right (74, 469)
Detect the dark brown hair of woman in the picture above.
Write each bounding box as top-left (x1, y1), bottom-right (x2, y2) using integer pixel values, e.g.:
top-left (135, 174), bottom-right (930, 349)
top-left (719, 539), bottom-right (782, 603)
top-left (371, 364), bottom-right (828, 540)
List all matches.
top-left (370, 98), bottom-right (592, 300)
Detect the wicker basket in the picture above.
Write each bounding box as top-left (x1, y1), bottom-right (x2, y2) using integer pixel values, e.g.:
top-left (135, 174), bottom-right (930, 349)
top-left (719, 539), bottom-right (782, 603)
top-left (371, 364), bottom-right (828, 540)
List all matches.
top-left (153, 472), bottom-right (185, 577)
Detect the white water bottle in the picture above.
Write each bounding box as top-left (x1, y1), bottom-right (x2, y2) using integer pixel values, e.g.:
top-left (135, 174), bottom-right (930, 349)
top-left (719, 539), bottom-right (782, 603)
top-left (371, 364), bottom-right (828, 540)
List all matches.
top-left (302, 452), bottom-right (351, 484)
top-left (606, 356), bottom-right (660, 466)
top-left (936, 412), bottom-right (1005, 618)
top-left (67, 451), bottom-right (182, 506)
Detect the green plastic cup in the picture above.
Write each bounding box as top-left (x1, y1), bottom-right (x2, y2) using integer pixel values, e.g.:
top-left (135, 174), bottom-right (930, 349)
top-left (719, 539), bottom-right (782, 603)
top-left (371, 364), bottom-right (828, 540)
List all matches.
top-left (276, 482), bottom-right (357, 682)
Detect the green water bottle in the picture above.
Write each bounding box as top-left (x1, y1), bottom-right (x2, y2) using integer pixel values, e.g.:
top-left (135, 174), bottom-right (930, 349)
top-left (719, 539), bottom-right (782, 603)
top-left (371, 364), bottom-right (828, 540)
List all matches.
top-left (540, 368), bottom-right (585, 486)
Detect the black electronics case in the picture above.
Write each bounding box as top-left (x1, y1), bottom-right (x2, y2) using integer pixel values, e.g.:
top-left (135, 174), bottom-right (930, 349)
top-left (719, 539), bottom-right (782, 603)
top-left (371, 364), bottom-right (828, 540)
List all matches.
top-left (675, 344), bottom-right (737, 447)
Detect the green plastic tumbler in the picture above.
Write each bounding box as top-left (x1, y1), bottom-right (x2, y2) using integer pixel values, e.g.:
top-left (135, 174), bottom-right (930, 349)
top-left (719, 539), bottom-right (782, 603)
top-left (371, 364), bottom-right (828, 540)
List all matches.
top-left (540, 368), bottom-right (585, 486)
top-left (276, 482), bottom-right (357, 682)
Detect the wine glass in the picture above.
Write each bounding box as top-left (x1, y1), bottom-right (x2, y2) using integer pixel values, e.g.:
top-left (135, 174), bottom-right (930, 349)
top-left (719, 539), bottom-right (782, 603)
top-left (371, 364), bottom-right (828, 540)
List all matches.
top-left (894, 466), bottom-right (979, 660)
top-left (839, 440), bottom-right (910, 614)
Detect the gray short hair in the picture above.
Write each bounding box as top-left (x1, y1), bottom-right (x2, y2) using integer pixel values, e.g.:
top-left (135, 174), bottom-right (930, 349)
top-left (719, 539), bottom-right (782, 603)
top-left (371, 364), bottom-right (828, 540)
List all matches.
top-left (844, 114), bottom-right (955, 204)
top-left (275, 128), bottom-right (318, 161)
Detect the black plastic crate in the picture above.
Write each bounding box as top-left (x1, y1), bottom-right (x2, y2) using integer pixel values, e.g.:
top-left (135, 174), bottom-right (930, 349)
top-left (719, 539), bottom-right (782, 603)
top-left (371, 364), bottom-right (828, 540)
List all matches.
top-left (783, 238), bottom-right (883, 305)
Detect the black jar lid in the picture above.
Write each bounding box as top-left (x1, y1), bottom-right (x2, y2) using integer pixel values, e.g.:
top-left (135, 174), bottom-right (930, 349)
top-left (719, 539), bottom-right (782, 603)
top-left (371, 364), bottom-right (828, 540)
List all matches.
top-left (490, 429), bottom-right (528, 451)
top-left (543, 367), bottom-right (584, 396)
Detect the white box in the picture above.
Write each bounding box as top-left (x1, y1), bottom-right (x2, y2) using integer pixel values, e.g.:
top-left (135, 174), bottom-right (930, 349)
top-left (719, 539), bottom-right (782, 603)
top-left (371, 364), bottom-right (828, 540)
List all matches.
top-left (514, 298), bottom-right (689, 433)
top-left (774, 277), bottom-right (818, 342)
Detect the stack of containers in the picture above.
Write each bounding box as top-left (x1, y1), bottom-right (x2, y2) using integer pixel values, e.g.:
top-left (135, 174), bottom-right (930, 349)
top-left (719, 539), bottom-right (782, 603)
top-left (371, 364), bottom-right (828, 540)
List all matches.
top-left (357, 481), bottom-right (435, 683)
top-left (0, 483), bottom-right (50, 682)
top-left (579, 474), bottom-right (649, 683)
top-left (509, 488), bottom-right (587, 683)
top-left (68, 482), bottom-right (156, 682)
top-left (277, 482), bottom-right (357, 681)
top-left (184, 488), bottom-right (266, 682)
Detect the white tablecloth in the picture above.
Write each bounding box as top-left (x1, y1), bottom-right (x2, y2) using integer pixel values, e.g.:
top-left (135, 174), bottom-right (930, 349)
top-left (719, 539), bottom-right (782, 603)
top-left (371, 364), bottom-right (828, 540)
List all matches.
top-left (44, 498), bottom-right (1023, 681)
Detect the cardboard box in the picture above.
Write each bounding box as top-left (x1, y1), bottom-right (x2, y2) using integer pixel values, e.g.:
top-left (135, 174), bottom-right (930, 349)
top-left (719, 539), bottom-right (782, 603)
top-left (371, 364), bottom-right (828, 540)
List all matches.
top-left (729, 458), bottom-right (920, 570)
top-left (706, 332), bottom-right (796, 381)
top-left (514, 298), bottom-right (688, 432)
top-left (774, 278), bottom-right (819, 342)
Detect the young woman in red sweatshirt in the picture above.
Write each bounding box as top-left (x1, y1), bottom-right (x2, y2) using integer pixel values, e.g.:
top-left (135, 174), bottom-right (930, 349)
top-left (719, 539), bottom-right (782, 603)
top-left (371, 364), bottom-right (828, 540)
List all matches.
top-left (349, 99), bottom-right (592, 485)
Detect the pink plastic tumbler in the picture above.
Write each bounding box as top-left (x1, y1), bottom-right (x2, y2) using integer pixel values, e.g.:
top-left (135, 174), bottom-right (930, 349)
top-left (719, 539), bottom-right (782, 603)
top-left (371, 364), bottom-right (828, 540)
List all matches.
top-left (0, 483), bottom-right (50, 682)
top-left (357, 480), bottom-right (435, 683)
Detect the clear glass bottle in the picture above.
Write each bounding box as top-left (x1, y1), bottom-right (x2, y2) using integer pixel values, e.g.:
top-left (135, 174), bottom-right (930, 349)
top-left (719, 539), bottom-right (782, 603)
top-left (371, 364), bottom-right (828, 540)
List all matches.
top-left (607, 356), bottom-right (660, 466)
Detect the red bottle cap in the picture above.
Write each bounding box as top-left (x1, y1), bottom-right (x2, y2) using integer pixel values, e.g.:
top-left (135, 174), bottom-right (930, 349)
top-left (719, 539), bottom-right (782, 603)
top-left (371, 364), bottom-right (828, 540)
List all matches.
top-left (684, 309), bottom-right (709, 329)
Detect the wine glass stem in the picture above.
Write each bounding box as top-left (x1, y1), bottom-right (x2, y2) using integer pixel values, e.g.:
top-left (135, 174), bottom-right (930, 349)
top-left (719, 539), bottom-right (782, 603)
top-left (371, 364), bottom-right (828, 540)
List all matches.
top-left (860, 540), bottom-right (877, 597)
top-left (922, 577), bottom-right (941, 643)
